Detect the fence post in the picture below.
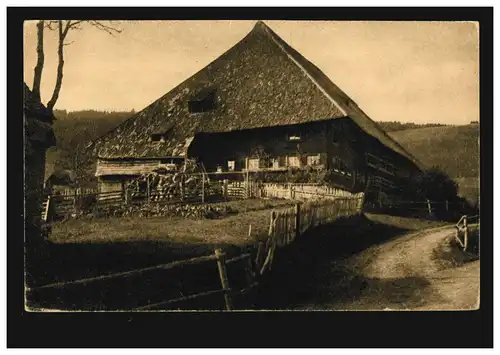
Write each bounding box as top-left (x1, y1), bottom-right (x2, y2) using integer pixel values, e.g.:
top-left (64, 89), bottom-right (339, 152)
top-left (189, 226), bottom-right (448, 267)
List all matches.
top-left (124, 187), bottom-right (129, 205)
top-left (147, 176), bottom-right (151, 203)
top-left (427, 199), bottom-right (432, 216)
top-left (214, 248), bottom-right (233, 311)
top-left (446, 200), bottom-right (449, 212)
top-left (255, 242), bottom-right (265, 269)
top-left (180, 174), bottom-right (185, 201)
top-left (463, 216), bottom-right (469, 251)
top-left (201, 173), bottom-right (205, 203)
top-left (295, 203), bottom-right (301, 239)
top-left (223, 179), bottom-right (228, 200)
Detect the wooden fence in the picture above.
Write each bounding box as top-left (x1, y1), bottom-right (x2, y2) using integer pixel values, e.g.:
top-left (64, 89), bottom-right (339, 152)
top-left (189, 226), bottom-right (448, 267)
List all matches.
top-left (255, 195), bottom-right (365, 274)
top-left (43, 179), bottom-right (361, 221)
top-left (27, 248), bottom-right (257, 311)
top-left (454, 214), bottom-right (480, 252)
top-left (259, 183), bottom-right (362, 201)
top-left (51, 187), bottom-right (98, 196)
top-left (377, 199), bottom-right (474, 219)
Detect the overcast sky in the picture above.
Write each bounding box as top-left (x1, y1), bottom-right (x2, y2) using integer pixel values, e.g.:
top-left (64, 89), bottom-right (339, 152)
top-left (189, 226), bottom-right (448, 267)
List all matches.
top-left (23, 20), bottom-right (479, 125)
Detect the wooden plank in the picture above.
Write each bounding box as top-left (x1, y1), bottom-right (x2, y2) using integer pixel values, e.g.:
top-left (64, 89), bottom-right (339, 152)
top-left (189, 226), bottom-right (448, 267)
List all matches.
top-left (226, 253), bottom-right (252, 264)
top-left (32, 254), bottom-right (219, 291)
top-left (135, 288), bottom-right (227, 310)
top-left (215, 248), bottom-right (233, 311)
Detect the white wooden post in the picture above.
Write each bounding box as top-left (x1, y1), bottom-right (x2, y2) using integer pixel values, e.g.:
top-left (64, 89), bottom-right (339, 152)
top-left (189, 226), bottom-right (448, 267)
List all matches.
top-left (201, 173), bottom-right (205, 203)
top-left (463, 216), bottom-right (469, 251)
top-left (223, 179), bottom-right (228, 200)
top-left (245, 159), bottom-right (250, 199)
top-left (147, 175), bottom-right (151, 203)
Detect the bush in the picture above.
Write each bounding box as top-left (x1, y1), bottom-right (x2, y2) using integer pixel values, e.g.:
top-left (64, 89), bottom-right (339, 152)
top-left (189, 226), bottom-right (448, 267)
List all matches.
top-left (402, 166), bottom-right (459, 202)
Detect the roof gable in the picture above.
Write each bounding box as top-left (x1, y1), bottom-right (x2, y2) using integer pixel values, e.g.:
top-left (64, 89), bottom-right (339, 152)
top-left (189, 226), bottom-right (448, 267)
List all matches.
top-left (93, 21), bottom-right (344, 159)
top-left (93, 21), bottom-right (422, 170)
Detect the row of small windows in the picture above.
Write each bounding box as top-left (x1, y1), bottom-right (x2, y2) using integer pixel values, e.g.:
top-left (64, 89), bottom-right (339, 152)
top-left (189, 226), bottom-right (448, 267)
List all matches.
top-left (217, 154), bottom-right (324, 172)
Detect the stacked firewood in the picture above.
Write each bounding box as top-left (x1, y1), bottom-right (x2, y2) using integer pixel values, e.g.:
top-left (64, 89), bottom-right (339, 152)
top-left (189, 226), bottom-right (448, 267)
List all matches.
top-left (94, 201), bottom-right (235, 219)
top-left (124, 171), bottom-right (205, 201)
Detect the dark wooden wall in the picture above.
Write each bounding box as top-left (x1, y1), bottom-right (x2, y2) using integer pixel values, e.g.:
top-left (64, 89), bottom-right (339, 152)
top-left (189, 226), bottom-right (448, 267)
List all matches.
top-left (188, 120), bottom-right (330, 171)
top-left (188, 117), bottom-right (420, 195)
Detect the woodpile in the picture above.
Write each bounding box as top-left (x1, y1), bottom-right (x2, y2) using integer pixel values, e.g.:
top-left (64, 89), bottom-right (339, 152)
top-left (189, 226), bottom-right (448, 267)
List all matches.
top-left (90, 202), bottom-right (236, 220)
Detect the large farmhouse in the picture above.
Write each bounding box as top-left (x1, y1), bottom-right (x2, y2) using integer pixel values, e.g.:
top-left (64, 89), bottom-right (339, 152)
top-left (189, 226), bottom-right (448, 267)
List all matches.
top-left (92, 21), bottom-right (422, 198)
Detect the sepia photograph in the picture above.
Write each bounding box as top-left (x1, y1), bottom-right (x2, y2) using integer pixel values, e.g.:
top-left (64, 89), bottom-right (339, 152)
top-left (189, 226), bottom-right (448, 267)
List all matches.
top-left (22, 17), bottom-right (482, 314)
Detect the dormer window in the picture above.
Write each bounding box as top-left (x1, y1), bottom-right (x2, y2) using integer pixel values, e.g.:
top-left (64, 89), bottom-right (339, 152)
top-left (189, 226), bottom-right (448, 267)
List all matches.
top-left (151, 134), bottom-right (165, 142)
top-left (188, 88), bottom-right (217, 113)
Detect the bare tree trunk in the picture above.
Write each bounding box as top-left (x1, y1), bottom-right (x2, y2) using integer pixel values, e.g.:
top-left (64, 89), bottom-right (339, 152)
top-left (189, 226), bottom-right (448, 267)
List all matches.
top-left (32, 20), bottom-right (45, 101)
top-left (47, 21), bottom-right (69, 112)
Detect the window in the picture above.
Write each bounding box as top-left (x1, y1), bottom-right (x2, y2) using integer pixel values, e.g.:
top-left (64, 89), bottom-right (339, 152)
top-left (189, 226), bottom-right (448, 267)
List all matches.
top-left (271, 158), bottom-right (280, 169)
top-left (151, 134), bottom-right (164, 142)
top-left (306, 154), bottom-right (321, 166)
top-left (227, 160), bottom-right (235, 171)
top-left (287, 134), bottom-right (302, 142)
top-left (248, 158), bottom-right (260, 170)
top-left (188, 88), bottom-right (217, 113)
top-left (288, 156), bottom-right (301, 168)
top-left (331, 156), bottom-right (349, 173)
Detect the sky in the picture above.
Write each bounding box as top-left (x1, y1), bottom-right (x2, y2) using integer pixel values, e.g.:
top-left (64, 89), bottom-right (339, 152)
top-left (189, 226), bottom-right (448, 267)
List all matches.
top-left (23, 20), bottom-right (479, 125)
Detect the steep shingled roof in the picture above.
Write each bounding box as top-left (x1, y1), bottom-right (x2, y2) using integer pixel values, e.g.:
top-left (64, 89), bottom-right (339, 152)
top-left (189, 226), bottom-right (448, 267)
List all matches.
top-left (93, 21), bottom-right (422, 169)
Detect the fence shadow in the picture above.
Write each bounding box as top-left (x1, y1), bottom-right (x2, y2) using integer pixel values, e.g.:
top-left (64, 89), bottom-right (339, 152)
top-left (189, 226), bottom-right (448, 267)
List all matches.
top-left (26, 239), bottom-right (250, 311)
top-left (254, 213), bottom-right (413, 309)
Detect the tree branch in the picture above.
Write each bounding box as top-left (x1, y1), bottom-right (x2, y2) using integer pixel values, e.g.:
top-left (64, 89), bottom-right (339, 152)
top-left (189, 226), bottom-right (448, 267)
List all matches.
top-left (88, 21), bottom-right (122, 36)
top-left (35, 20), bottom-right (122, 111)
top-left (32, 20), bottom-right (44, 102)
top-left (46, 21), bottom-right (65, 112)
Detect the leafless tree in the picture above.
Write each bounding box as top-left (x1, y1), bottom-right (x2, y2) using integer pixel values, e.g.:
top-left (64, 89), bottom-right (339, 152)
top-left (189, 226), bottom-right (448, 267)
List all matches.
top-left (31, 20), bottom-right (122, 113)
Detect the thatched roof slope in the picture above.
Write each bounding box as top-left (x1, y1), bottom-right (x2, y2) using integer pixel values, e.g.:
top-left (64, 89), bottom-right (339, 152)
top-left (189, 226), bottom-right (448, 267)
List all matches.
top-left (45, 169), bottom-right (76, 186)
top-left (93, 21), bottom-right (421, 170)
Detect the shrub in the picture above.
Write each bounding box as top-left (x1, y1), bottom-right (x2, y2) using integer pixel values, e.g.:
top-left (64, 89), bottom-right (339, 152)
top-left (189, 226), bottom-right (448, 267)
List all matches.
top-left (403, 166), bottom-right (459, 202)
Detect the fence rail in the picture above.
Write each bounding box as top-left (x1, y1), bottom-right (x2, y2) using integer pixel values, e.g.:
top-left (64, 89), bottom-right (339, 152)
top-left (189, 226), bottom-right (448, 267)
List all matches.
top-left (28, 248), bottom-right (257, 311)
top-left (454, 214), bottom-right (480, 251)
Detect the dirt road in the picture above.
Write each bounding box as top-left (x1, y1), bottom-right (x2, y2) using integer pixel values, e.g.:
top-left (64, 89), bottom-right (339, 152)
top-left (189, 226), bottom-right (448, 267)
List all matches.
top-left (308, 226), bottom-right (480, 310)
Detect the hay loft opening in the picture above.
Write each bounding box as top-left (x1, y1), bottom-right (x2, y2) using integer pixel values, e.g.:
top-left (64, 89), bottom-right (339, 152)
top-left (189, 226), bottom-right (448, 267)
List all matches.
top-left (188, 87), bottom-right (217, 113)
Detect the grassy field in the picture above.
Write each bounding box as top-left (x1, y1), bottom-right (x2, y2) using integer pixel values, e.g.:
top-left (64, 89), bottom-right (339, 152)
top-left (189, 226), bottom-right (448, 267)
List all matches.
top-left (32, 198), bottom-right (297, 309)
top-left (390, 124), bottom-right (480, 205)
top-left (389, 124), bottom-right (479, 179)
top-left (50, 198), bottom-right (296, 245)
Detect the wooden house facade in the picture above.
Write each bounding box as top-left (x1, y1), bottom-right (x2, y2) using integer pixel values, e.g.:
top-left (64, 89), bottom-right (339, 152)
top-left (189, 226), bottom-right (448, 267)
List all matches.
top-left (91, 21), bottom-right (422, 198)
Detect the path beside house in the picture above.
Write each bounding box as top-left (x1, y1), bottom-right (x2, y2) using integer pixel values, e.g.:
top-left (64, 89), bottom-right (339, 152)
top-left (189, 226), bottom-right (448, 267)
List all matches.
top-left (299, 225), bottom-right (480, 310)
